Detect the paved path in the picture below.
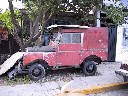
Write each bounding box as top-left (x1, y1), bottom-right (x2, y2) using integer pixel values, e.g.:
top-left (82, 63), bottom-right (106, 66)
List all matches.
top-left (61, 62), bottom-right (124, 93)
top-left (0, 81), bottom-right (65, 96)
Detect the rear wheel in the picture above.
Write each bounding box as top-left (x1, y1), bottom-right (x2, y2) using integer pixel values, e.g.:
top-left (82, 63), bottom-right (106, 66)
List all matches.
top-left (83, 61), bottom-right (97, 76)
top-left (28, 63), bottom-right (45, 81)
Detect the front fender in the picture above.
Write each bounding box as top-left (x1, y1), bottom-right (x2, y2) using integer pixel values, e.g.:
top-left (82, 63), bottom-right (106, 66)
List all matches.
top-left (23, 53), bottom-right (43, 65)
top-left (23, 52), bottom-right (57, 66)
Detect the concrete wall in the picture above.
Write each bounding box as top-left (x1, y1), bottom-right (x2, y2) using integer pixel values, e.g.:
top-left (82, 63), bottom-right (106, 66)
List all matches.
top-left (116, 22), bottom-right (128, 62)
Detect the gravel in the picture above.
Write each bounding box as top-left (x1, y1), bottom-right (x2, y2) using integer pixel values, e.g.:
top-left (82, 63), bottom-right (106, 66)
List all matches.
top-left (0, 68), bottom-right (85, 86)
top-left (0, 62), bottom-right (124, 96)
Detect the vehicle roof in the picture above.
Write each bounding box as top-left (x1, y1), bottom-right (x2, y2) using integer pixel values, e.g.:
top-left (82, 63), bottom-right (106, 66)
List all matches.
top-left (47, 25), bottom-right (90, 29)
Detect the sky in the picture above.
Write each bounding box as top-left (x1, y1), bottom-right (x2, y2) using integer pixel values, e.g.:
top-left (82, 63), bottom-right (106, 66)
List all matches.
top-left (0, 0), bottom-right (24, 12)
top-left (103, 0), bottom-right (128, 6)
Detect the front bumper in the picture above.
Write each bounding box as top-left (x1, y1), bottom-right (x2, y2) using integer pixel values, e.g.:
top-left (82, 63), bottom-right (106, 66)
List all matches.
top-left (115, 69), bottom-right (128, 82)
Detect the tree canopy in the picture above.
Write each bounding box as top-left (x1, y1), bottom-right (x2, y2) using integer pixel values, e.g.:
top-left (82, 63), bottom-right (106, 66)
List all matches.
top-left (0, 9), bottom-right (21, 31)
top-left (5, 0), bottom-right (128, 51)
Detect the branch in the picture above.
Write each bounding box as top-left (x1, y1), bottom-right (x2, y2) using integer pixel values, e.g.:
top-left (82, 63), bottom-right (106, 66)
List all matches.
top-left (8, 0), bottom-right (24, 48)
top-left (25, 8), bottom-right (42, 46)
top-left (30, 8), bottom-right (42, 38)
top-left (8, 0), bottom-right (21, 30)
top-left (32, 13), bottom-right (46, 42)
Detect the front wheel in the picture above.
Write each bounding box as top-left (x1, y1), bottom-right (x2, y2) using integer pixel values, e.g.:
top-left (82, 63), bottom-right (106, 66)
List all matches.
top-left (83, 61), bottom-right (97, 76)
top-left (28, 63), bottom-right (46, 81)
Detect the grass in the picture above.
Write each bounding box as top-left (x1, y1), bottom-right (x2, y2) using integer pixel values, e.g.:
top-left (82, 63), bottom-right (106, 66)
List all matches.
top-left (0, 68), bottom-right (102, 86)
top-left (1, 75), bottom-right (32, 86)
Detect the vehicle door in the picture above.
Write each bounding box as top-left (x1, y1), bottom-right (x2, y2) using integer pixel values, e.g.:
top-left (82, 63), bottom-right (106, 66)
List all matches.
top-left (56, 32), bottom-right (82, 66)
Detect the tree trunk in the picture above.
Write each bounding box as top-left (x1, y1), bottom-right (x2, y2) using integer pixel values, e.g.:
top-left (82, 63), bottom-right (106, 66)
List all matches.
top-left (8, 0), bottom-right (26, 51)
top-left (8, 0), bottom-right (43, 51)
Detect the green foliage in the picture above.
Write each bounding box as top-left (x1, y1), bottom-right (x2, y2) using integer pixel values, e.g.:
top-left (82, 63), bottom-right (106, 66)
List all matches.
top-left (104, 2), bottom-right (128, 25)
top-left (0, 10), bottom-right (12, 29)
top-left (0, 9), bottom-right (21, 30)
top-left (23, 0), bottom-right (127, 25)
top-left (6, 0), bottom-right (128, 50)
top-left (2, 75), bottom-right (32, 85)
top-left (23, 0), bottom-right (63, 21)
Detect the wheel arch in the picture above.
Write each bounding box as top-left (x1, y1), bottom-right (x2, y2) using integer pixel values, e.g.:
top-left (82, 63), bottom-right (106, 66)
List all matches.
top-left (26, 59), bottom-right (50, 69)
top-left (81, 55), bottom-right (102, 67)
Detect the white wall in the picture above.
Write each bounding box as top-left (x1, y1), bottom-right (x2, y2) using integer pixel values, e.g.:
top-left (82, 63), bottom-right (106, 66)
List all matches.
top-left (116, 23), bottom-right (128, 62)
top-left (103, 0), bottom-right (128, 7)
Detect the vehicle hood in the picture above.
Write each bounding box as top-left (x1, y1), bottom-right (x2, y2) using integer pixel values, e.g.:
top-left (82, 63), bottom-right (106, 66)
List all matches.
top-left (26, 45), bottom-right (55, 52)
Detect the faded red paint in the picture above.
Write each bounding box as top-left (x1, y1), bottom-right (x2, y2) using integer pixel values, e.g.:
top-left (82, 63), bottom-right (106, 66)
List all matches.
top-left (23, 27), bottom-right (108, 68)
top-left (43, 52), bottom-right (56, 66)
top-left (23, 53), bottom-right (43, 65)
top-left (58, 44), bottom-right (82, 51)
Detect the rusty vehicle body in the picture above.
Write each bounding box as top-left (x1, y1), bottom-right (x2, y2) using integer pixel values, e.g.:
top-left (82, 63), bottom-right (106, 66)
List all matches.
top-left (24, 26), bottom-right (108, 65)
top-left (3, 25), bottom-right (108, 80)
top-left (19, 25), bottom-right (108, 80)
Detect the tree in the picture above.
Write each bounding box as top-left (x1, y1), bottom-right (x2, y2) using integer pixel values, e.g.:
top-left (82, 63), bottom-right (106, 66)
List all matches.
top-left (61, 0), bottom-right (127, 26)
top-left (0, 9), bottom-right (21, 31)
top-left (8, 0), bottom-right (63, 51)
top-left (104, 3), bottom-right (127, 25)
top-left (8, 0), bottom-right (127, 51)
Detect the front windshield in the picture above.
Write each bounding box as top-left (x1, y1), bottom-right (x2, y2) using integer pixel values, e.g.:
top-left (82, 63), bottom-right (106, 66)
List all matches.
top-left (51, 33), bottom-right (58, 42)
top-left (49, 32), bottom-right (62, 48)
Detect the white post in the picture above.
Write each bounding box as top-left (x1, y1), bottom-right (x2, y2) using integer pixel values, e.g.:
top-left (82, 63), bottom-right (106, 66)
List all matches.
top-left (96, 11), bottom-right (101, 27)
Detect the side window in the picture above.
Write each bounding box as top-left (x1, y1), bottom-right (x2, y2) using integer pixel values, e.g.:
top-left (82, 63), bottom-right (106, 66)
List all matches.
top-left (72, 33), bottom-right (81, 43)
top-left (61, 33), bottom-right (71, 43)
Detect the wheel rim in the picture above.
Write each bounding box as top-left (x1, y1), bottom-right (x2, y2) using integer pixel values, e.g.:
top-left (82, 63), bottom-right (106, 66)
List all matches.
top-left (86, 64), bottom-right (94, 73)
top-left (32, 68), bottom-right (42, 77)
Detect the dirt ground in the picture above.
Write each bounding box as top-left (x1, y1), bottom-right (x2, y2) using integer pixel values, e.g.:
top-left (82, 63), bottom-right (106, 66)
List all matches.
top-left (0, 62), bottom-right (127, 96)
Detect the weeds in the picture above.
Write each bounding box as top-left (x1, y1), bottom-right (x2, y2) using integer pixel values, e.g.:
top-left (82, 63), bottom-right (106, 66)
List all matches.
top-left (1, 75), bottom-right (32, 86)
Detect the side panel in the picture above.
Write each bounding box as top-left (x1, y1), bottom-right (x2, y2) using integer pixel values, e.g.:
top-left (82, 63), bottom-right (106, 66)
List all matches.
top-left (57, 51), bottom-right (80, 66)
top-left (59, 44), bottom-right (82, 51)
top-left (82, 27), bottom-right (108, 62)
top-left (80, 50), bottom-right (107, 64)
top-left (83, 27), bottom-right (108, 49)
top-left (43, 52), bottom-right (56, 66)
top-left (56, 44), bottom-right (81, 66)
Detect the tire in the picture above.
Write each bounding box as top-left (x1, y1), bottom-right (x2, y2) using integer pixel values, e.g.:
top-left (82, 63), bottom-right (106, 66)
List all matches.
top-left (83, 61), bottom-right (97, 76)
top-left (28, 63), bottom-right (45, 81)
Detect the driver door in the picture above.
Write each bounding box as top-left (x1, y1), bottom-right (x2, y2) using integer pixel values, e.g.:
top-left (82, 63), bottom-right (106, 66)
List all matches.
top-left (56, 32), bottom-right (82, 66)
